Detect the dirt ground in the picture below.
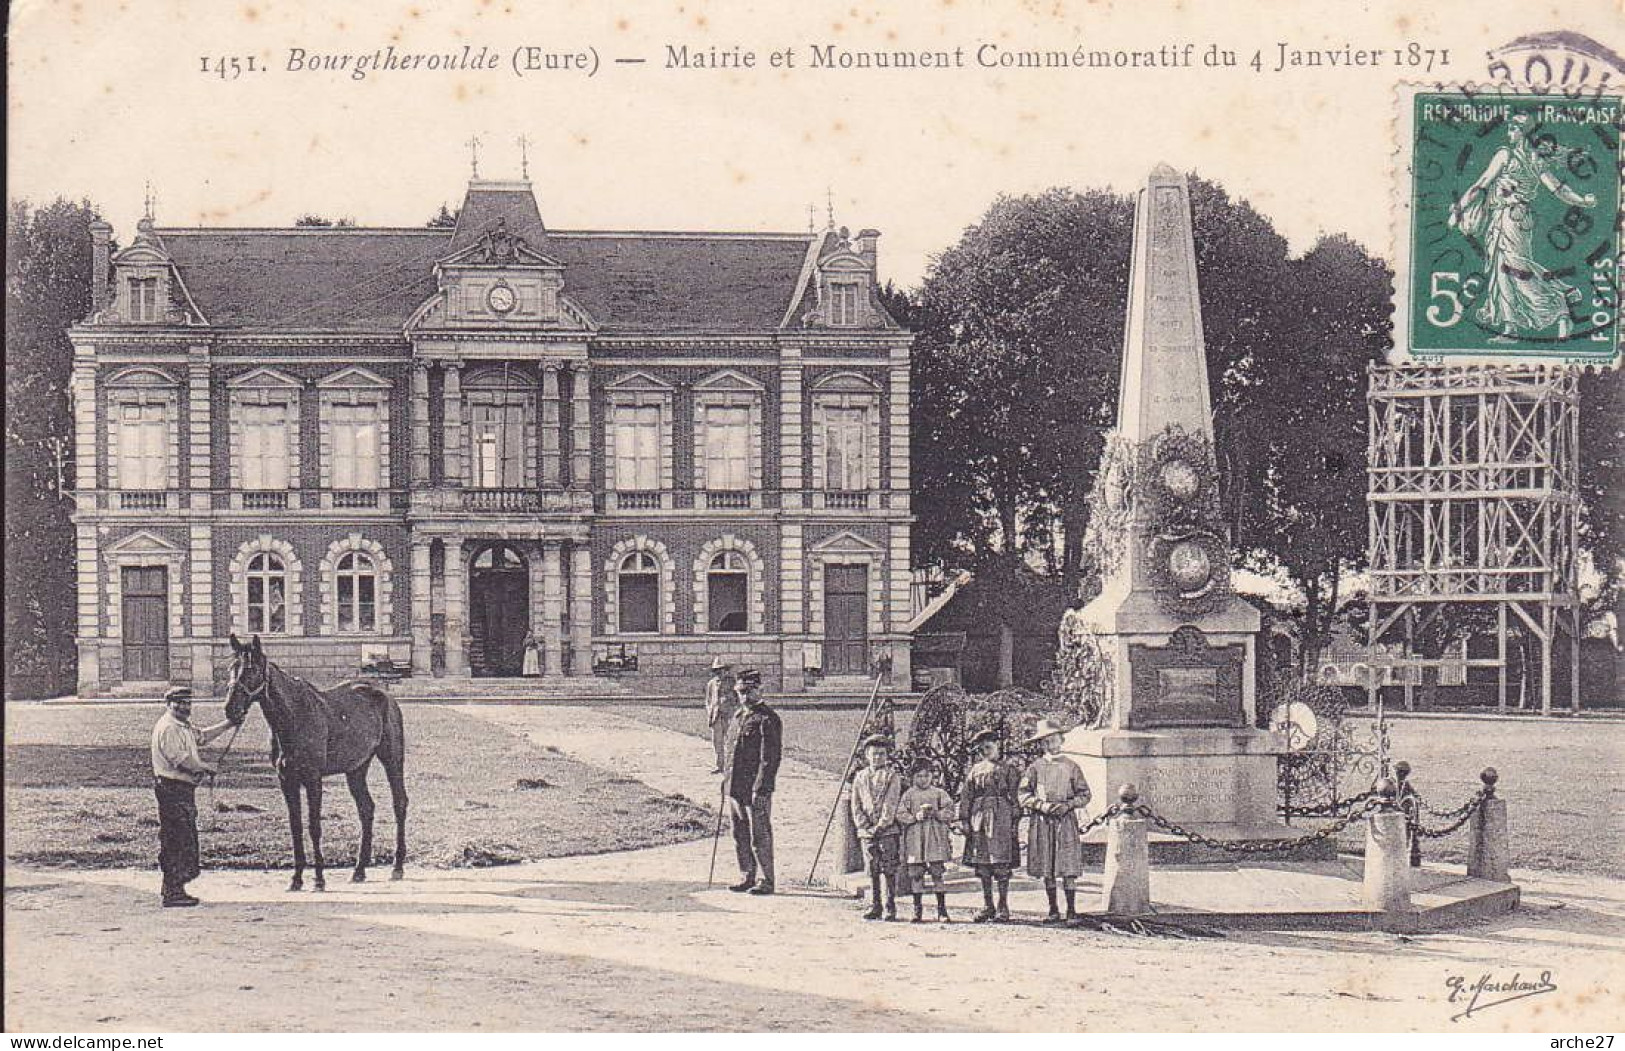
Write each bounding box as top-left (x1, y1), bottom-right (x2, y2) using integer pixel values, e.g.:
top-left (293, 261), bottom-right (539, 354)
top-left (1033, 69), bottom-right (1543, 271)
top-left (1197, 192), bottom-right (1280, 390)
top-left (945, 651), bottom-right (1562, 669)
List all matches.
top-left (5, 702), bottom-right (1623, 1033)
top-left (4, 702), bottom-right (710, 871)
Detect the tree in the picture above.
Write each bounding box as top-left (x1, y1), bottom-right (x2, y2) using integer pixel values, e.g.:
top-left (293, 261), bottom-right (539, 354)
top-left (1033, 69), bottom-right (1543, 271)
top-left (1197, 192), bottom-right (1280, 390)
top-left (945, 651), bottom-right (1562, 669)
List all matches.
top-left (1578, 368), bottom-right (1624, 603)
top-left (5, 198), bottom-right (100, 698)
top-left (1238, 234), bottom-right (1394, 671)
top-left (910, 188), bottom-right (1134, 583)
top-left (426, 204), bottom-right (460, 229)
top-left (293, 214), bottom-right (356, 227)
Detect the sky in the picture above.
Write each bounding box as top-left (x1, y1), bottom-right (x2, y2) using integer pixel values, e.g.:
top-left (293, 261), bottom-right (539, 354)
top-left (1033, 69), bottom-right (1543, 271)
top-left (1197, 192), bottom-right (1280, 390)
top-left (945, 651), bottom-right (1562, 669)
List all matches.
top-left (8, 0), bottom-right (1621, 288)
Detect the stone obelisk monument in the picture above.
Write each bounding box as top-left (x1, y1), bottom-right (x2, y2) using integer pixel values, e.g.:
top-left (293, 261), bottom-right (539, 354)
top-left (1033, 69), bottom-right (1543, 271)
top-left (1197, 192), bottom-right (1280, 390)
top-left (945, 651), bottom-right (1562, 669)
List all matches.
top-left (1063, 165), bottom-right (1297, 851)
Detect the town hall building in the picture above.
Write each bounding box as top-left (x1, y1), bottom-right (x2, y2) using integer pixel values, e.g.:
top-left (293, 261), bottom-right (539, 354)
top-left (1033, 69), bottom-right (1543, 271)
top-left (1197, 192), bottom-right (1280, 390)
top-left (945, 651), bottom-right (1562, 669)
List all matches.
top-left (68, 174), bottom-right (914, 696)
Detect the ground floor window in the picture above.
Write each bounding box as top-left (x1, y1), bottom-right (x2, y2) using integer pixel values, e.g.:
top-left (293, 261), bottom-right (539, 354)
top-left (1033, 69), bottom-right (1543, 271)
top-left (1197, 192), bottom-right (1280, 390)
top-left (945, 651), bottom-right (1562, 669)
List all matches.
top-left (246, 552), bottom-right (287, 634)
top-left (707, 551), bottom-right (748, 632)
top-left (335, 551), bottom-right (377, 633)
top-left (618, 551), bottom-right (660, 633)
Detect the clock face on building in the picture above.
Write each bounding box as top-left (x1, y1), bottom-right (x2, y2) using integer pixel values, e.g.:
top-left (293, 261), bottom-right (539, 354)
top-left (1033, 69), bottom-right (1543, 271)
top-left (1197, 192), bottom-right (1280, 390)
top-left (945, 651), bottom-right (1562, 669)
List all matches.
top-left (487, 284), bottom-right (517, 314)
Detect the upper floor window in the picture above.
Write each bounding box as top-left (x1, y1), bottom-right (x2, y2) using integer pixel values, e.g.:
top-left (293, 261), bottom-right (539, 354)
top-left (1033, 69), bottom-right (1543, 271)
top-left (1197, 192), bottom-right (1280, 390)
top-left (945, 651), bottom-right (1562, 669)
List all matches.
top-left (241, 403), bottom-right (292, 490)
top-left (470, 402), bottom-right (526, 488)
top-left (613, 404), bottom-right (662, 491)
top-left (130, 277), bottom-right (160, 322)
top-left (823, 405), bottom-right (869, 491)
top-left (702, 405), bottom-right (751, 491)
top-left (329, 402), bottom-right (381, 490)
top-left (334, 551), bottom-right (377, 633)
top-left (115, 402), bottom-right (167, 490)
top-left (830, 282), bottom-right (860, 326)
top-left (245, 552), bottom-right (288, 634)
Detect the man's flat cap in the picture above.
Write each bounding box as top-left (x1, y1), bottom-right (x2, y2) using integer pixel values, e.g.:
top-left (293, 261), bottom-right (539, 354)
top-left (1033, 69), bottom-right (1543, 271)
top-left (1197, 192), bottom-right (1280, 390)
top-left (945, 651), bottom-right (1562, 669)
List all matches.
top-left (736, 668), bottom-right (762, 686)
top-left (164, 686), bottom-right (194, 704)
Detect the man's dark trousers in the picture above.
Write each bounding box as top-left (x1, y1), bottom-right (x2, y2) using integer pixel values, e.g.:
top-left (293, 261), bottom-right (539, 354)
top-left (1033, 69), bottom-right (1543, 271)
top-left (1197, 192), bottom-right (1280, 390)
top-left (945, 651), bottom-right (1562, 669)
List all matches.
top-left (155, 776), bottom-right (200, 897)
top-left (730, 793), bottom-right (774, 887)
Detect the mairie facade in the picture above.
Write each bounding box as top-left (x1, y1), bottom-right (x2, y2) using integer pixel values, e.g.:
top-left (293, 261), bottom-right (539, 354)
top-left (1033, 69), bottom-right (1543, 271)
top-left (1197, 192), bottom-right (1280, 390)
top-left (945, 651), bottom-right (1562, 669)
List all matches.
top-left (69, 177), bottom-right (913, 696)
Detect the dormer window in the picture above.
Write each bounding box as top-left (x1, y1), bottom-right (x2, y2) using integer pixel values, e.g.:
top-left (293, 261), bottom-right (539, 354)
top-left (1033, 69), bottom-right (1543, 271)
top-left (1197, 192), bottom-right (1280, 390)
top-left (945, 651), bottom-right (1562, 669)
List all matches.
top-left (830, 282), bottom-right (860, 327)
top-left (130, 277), bottom-right (160, 322)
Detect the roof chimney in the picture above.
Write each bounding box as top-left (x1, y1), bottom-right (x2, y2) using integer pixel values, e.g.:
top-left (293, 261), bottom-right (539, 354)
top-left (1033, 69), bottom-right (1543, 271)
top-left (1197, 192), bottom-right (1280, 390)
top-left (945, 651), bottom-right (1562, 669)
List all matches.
top-left (89, 219), bottom-right (113, 316)
top-left (855, 228), bottom-right (880, 270)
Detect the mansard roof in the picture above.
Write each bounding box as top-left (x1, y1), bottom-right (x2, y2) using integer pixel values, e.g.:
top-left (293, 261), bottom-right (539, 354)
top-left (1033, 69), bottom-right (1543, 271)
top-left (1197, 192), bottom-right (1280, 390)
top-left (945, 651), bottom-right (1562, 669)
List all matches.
top-left (154, 224), bottom-right (819, 334)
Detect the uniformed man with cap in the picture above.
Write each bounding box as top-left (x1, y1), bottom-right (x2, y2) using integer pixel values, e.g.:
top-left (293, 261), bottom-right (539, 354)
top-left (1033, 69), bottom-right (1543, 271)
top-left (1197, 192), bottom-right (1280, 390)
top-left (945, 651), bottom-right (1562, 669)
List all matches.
top-left (704, 656), bottom-right (736, 774)
top-left (150, 686), bottom-right (239, 907)
top-left (722, 668), bottom-right (782, 894)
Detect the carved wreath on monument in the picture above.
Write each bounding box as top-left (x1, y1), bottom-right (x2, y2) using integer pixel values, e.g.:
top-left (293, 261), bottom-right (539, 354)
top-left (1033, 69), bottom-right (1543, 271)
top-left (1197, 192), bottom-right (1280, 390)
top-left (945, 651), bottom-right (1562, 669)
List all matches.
top-left (1139, 427), bottom-right (1233, 617)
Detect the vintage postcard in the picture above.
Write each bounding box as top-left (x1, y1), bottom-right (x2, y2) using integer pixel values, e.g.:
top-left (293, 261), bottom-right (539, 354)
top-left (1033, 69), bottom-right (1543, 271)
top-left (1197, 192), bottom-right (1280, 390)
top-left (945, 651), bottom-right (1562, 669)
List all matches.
top-left (5, 0), bottom-right (1622, 1041)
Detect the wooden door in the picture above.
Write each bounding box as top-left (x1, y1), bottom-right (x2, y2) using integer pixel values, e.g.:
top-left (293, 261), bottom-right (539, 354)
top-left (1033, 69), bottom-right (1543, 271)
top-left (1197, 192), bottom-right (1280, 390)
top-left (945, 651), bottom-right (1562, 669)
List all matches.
top-left (824, 564), bottom-right (869, 675)
top-left (121, 566), bottom-right (170, 681)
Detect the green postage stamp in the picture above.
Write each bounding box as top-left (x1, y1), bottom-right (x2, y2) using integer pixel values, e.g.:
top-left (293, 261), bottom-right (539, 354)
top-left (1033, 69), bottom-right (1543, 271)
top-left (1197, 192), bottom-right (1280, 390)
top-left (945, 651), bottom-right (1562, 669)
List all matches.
top-left (1396, 87), bottom-right (1622, 365)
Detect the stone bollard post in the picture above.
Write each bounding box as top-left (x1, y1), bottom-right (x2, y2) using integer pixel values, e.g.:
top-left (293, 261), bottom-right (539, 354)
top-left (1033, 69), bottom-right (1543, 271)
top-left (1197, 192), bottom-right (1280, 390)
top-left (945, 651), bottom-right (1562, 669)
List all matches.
top-left (1363, 777), bottom-right (1412, 913)
top-left (1101, 784), bottom-right (1151, 916)
top-left (1395, 760), bottom-right (1422, 868)
top-left (1467, 768), bottom-right (1510, 882)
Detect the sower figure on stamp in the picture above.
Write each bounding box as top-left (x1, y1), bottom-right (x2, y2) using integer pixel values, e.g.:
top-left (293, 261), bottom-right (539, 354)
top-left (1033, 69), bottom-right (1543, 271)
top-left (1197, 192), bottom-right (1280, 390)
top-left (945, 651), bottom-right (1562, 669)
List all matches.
top-left (958, 728), bottom-right (1022, 923)
top-left (723, 669), bottom-right (781, 895)
top-left (1018, 718), bottom-right (1091, 924)
top-left (150, 686), bottom-right (240, 907)
top-left (705, 657), bottom-right (736, 775)
top-left (897, 758), bottom-right (955, 923)
top-left (850, 734), bottom-right (904, 921)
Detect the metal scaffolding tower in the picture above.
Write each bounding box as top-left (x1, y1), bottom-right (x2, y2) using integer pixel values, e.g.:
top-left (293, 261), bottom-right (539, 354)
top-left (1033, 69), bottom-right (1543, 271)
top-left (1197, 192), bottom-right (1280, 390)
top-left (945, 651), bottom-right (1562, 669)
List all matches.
top-left (1367, 364), bottom-right (1582, 715)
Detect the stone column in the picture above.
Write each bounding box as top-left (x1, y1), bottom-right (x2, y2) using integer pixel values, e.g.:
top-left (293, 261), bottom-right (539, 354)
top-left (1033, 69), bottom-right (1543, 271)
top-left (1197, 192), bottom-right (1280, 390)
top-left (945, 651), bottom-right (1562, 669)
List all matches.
top-left (569, 363), bottom-right (592, 488)
top-left (410, 361), bottom-right (431, 486)
top-left (541, 541), bottom-right (565, 676)
top-left (188, 524), bottom-right (214, 690)
top-left (779, 354), bottom-right (803, 510)
top-left (570, 544), bottom-right (593, 675)
top-left (443, 537), bottom-right (468, 676)
top-left (71, 352), bottom-right (101, 693)
top-left (71, 353), bottom-right (98, 514)
top-left (780, 523), bottom-right (805, 692)
top-left (410, 538), bottom-right (433, 674)
top-left (186, 348), bottom-right (212, 510)
top-left (441, 361), bottom-right (464, 486)
top-left (541, 363), bottom-right (563, 488)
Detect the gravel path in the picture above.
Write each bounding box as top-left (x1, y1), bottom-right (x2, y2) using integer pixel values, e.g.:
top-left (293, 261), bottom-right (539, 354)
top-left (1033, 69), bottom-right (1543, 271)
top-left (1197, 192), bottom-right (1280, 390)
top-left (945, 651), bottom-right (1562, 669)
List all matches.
top-left (6, 704), bottom-right (1623, 1032)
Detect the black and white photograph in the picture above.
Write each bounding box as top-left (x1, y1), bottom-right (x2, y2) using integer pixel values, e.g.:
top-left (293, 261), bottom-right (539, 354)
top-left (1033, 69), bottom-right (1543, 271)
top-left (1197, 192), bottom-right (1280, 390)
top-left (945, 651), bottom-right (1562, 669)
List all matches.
top-left (4, 0), bottom-right (1622, 1039)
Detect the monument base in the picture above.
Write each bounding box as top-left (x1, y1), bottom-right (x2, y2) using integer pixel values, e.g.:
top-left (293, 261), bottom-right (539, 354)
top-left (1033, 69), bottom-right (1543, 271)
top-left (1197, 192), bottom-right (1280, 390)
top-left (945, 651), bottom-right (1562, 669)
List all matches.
top-left (1063, 727), bottom-right (1327, 862)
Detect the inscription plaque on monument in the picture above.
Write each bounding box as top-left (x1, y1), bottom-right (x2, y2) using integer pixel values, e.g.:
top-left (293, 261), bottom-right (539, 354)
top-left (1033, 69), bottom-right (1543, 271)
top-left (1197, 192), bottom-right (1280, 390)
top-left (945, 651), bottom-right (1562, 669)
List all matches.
top-left (1128, 626), bottom-right (1245, 729)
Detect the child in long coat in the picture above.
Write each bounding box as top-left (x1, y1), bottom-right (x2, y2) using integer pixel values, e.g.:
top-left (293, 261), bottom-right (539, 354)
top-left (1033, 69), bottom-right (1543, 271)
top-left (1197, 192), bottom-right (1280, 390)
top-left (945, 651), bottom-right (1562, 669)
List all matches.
top-left (957, 728), bottom-right (1022, 923)
top-left (1019, 719), bottom-right (1091, 922)
top-left (896, 759), bottom-right (955, 922)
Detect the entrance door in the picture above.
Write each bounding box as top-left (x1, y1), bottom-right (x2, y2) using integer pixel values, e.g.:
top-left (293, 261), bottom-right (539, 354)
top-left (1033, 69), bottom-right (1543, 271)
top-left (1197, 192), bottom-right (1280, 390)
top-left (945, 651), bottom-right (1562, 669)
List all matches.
top-left (121, 566), bottom-right (170, 681)
top-left (823, 564), bottom-right (869, 675)
top-left (470, 544), bottom-right (529, 677)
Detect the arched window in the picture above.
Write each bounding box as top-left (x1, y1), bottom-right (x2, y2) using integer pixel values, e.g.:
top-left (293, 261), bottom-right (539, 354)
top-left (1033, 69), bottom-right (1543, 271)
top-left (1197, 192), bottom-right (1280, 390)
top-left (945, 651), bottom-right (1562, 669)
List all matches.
top-left (618, 551), bottom-right (660, 633)
top-left (335, 552), bottom-right (377, 633)
top-left (707, 551), bottom-right (749, 633)
top-left (246, 553), bottom-right (288, 634)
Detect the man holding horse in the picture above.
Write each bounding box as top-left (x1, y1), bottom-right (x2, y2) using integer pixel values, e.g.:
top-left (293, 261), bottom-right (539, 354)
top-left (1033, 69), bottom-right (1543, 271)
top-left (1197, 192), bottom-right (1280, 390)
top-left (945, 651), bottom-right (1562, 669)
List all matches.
top-left (151, 686), bottom-right (240, 907)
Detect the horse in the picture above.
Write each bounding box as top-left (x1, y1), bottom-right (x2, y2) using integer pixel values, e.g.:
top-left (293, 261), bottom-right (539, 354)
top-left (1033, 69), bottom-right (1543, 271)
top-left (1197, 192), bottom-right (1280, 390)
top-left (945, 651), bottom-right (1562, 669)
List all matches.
top-left (224, 634), bottom-right (409, 890)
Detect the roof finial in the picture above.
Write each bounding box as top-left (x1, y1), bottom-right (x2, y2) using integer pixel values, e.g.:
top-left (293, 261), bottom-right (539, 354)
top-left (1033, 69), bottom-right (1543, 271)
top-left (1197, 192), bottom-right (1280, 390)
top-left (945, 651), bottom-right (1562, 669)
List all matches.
top-left (517, 134), bottom-right (531, 180)
top-left (465, 135), bottom-right (483, 179)
top-left (807, 203), bottom-right (816, 235)
top-left (825, 187), bottom-right (835, 230)
top-left (142, 181), bottom-right (156, 221)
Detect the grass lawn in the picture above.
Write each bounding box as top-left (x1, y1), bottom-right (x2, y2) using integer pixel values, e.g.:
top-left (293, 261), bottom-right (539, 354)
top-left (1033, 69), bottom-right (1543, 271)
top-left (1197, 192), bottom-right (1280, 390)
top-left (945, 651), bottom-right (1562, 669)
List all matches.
top-left (5, 702), bottom-right (711, 871)
top-left (613, 703), bottom-right (1623, 880)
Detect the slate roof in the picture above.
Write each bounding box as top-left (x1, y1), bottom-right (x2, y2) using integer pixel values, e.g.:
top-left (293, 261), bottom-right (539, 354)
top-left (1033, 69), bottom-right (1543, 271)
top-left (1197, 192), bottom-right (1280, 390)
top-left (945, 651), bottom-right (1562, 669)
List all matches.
top-left (155, 183), bottom-right (817, 333)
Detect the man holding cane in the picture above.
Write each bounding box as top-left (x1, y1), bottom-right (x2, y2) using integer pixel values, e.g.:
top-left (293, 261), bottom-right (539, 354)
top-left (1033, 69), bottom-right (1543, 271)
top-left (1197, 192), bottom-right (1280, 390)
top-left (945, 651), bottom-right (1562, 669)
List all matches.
top-left (722, 669), bottom-right (781, 895)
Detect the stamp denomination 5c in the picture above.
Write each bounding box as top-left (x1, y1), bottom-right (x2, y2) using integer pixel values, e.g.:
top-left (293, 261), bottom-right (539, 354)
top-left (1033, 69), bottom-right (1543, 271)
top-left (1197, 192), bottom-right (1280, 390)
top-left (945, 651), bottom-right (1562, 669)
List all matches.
top-left (1396, 86), bottom-right (1622, 366)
